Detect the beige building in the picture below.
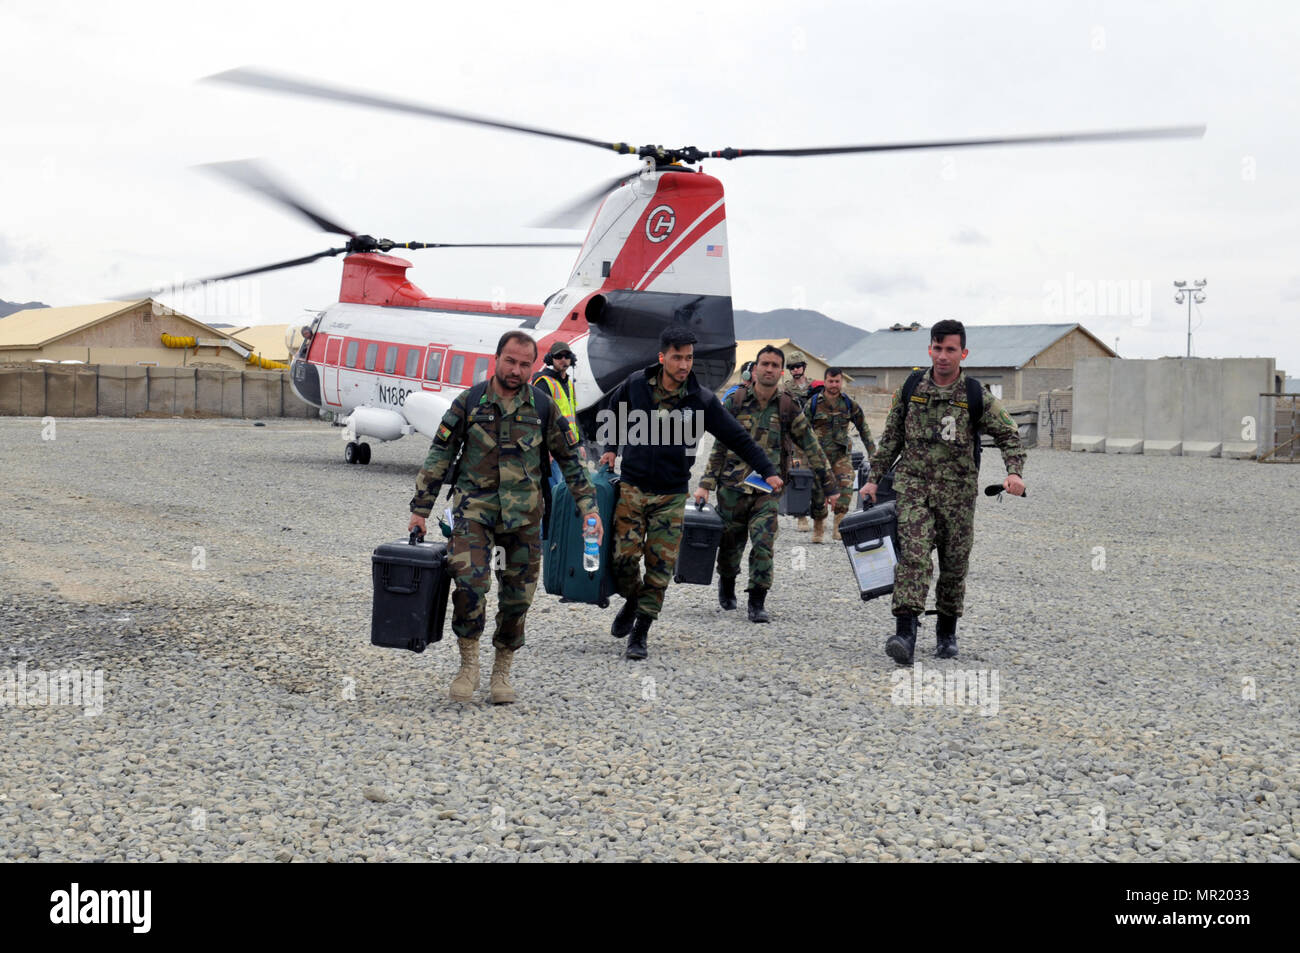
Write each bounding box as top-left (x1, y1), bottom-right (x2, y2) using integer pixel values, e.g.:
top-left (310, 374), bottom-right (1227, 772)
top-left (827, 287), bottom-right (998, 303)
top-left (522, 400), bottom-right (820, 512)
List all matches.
top-left (0, 299), bottom-right (283, 369)
top-left (725, 338), bottom-right (849, 389)
top-left (831, 323), bottom-right (1116, 400)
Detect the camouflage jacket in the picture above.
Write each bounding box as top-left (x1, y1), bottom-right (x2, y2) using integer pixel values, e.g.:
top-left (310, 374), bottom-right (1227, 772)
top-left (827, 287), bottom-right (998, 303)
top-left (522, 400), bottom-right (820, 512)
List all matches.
top-left (808, 390), bottom-right (875, 457)
top-left (870, 369), bottom-right (1025, 483)
top-left (699, 386), bottom-right (835, 495)
top-left (782, 376), bottom-right (812, 407)
top-left (410, 382), bottom-right (595, 531)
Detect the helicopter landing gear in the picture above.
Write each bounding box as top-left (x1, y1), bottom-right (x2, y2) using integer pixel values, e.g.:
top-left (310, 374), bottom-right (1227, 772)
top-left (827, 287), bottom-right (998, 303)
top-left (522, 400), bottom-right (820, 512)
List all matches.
top-left (345, 440), bottom-right (371, 464)
top-left (357, 442), bottom-right (371, 465)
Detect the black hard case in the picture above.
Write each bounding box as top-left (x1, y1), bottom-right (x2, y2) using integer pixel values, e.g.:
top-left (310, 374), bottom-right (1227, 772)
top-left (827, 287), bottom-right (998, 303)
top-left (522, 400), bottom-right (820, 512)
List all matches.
top-left (673, 501), bottom-right (726, 585)
top-left (839, 502), bottom-right (900, 601)
top-left (371, 534), bottom-right (452, 653)
top-left (777, 467), bottom-right (815, 516)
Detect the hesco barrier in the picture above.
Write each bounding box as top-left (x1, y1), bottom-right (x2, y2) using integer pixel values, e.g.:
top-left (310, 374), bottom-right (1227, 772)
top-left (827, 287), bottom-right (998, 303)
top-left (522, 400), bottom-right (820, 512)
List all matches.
top-left (0, 364), bottom-right (316, 419)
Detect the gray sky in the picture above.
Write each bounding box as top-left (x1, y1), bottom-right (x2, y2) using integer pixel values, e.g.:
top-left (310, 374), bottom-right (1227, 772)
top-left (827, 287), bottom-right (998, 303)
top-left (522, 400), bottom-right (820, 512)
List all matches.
top-left (2, 0), bottom-right (1297, 374)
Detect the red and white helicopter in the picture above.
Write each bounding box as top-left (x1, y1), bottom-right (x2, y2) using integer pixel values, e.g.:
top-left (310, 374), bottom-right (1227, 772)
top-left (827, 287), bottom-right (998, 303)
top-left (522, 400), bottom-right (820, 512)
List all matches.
top-left (184, 69), bottom-right (1202, 464)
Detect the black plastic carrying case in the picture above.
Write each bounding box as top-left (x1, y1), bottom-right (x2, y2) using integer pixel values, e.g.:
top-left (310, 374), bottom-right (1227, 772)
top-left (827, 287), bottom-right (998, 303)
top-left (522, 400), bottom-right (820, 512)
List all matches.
top-left (371, 531), bottom-right (452, 652)
top-left (673, 500), bottom-right (725, 584)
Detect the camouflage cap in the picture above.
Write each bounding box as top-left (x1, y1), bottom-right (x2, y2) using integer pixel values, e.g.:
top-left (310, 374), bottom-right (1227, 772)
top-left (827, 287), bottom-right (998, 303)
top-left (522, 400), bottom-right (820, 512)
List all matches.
top-left (787, 350), bottom-right (807, 367)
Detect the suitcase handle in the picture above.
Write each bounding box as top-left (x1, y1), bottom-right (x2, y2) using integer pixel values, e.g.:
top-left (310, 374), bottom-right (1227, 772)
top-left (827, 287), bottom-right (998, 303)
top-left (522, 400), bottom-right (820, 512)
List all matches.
top-left (409, 529), bottom-right (425, 545)
top-left (853, 538), bottom-right (885, 553)
top-left (381, 563), bottom-right (422, 595)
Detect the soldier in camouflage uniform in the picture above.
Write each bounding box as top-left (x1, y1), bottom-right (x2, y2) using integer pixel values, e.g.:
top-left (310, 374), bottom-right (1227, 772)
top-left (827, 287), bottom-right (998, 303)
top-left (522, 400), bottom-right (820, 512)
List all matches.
top-left (695, 345), bottom-right (838, 622)
top-left (780, 351), bottom-right (815, 531)
top-left (408, 331), bottom-right (600, 704)
top-left (806, 367), bottom-right (876, 544)
top-left (599, 326), bottom-right (781, 660)
top-left (861, 320), bottom-right (1025, 664)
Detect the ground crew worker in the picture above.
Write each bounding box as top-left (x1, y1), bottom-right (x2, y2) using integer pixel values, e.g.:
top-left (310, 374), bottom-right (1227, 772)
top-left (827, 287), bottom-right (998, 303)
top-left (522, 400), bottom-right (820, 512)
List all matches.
top-left (861, 319), bottom-right (1025, 665)
top-left (531, 340), bottom-right (582, 482)
top-left (781, 351), bottom-right (814, 531)
top-left (694, 345), bottom-right (838, 622)
top-left (807, 367), bottom-right (875, 543)
top-left (598, 326), bottom-right (782, 660)
top-left (408, 330), bottom-right (602, 704)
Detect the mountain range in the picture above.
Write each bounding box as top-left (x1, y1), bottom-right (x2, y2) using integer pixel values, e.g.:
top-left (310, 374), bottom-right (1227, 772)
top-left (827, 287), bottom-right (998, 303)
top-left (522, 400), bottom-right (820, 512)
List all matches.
top-left (733, 308), bottom-right (869, 362)
top-left (0, 298), bottom-right (49, 319)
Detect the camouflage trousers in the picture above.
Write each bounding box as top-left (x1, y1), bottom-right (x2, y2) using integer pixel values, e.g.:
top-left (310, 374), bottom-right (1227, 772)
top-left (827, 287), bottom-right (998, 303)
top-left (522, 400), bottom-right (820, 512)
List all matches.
top-left (810, 449), bottom-right (855, 519)
top-left (611, 483), bottom-right (687, 619)
top-left (715, 485), bottom-right (780, 592)
top-left (447, 518), bottom-right (541, 651)
top-left (891, 474), bottom-right (977, 618)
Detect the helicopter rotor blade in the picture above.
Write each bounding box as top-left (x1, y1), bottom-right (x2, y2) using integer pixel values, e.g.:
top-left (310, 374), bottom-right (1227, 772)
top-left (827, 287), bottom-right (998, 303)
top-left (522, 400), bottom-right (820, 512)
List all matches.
top-left (205, 67), bottom-right (635, 157)
top-left (527, 171), bottom-right (644, 230)
top-left (384, 241), bottom-right (582, 251)
top-left (699, 125), bottom-right (1206, 160)
top-left (199, 159), bottom-right (358, 238)
top-left (116, 247), bottom-right (349, 299)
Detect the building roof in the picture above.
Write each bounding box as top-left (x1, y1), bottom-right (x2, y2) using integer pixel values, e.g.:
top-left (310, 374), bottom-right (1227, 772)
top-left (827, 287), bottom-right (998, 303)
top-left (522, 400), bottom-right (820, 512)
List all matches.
top-left (831, 322), bottom-right (1112, 369)
top-left (0, 298), bottom-right (254, 351)
top-left (224, 324), bottom-right (291, 361)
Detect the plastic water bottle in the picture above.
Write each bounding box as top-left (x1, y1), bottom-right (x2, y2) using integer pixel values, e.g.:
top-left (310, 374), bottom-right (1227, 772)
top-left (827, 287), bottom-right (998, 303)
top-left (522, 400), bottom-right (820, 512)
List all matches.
top-left (582, 515), bottom-right (600, 572)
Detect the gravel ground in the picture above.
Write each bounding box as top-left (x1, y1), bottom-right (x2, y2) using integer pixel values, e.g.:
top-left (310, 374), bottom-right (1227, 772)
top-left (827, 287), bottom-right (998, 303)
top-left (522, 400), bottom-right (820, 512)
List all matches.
top-left (1, 415), bottom-right (1296, 863)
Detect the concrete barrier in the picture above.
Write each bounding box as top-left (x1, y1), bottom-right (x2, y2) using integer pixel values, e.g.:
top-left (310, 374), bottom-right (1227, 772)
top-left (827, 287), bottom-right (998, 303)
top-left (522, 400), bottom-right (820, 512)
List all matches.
top-left (196, 368), bottom-right (225, 415)
top-left (44, 365), bottom-right (78, 418)
top-left (1071, 358), bottom-right (1109, 451)
top-left (124, 366), bottom-right (148, 417)
top-left (1182, 359), bottom-right (1223, 457)
top-left (74, 366), bottom-right (98, 416)
top-left (1221, 358), bottom-right (1270, 458)
top-left (20, 367), bottom-right (46, 417)
top-left (1143, 359), bottom-right (1182, 455)
top-left (147, 366), bottom-right (176, 414)
top-left (97, 366), bottom-right (125, 417)
top-left (221, 370), bottom-right (243, 417)
top-left (173, 367), bottom-right (196, 415)
top-left (243, 370), bottom-right (278, 418)
top-left (1105, 360), bottom-right (1145, 454)
top-left (0, 367), bottom-right (24, 416)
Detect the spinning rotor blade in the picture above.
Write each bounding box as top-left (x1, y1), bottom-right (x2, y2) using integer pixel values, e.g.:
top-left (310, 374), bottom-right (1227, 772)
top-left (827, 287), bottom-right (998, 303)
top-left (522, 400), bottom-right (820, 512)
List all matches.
top-left (383, 241), bottom-right (581, 250)
top-left (206, 68), bottom-right (635, 156)
top-left (199, 159), bottom-right (357, 238)
top-left (529, 171), bottom-right (643, 230)
top-left (117, 247), bottom-right (349, 298)
top-left (695, 124), bottom-right (1206, 161)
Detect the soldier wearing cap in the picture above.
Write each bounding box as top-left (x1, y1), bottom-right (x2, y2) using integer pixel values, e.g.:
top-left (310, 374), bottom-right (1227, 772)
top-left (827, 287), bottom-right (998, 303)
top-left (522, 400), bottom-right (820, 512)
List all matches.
top-left (780, 350), bottom-right (815, 530)
top-left (532, 340), bottom-right (582, 478)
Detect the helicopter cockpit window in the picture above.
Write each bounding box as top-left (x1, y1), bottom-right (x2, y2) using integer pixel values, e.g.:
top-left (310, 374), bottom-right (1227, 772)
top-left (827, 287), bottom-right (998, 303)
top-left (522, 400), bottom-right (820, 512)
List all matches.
top-left (383, 345), bottom-right (398, 375)
top-left (448, 353), bottom-right (465, 384)
top-left (345, 341), bottom-right (359, 368)
top-left (405, 349), bottom-right (419, 378)
top-left (425, 350), bottom-right (443, 382)
top-left (364, 343), bottom-right (378, 371)
top-left (473, 357), bottom-right (490, 383)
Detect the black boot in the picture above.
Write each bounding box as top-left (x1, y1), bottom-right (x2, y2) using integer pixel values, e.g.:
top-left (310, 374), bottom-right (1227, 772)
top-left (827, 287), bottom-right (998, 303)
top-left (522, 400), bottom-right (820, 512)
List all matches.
top-left (936, 613), bottom-right (958, 659)
top-left (746, 588), bottom-right (770, 623)
top-left (885, 613), bottom-right (918, 665)
top-left (625, 613), bottom-right (651, 660)
top-left (610, 598), bottom-right (637, 639)
top-left (718, 576), bottom-right (738, 611)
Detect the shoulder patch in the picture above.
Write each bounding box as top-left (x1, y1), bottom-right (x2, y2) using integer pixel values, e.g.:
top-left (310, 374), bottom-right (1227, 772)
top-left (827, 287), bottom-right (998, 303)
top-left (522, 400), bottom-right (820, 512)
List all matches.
top-left (434, 422), bottom-right (453, 447)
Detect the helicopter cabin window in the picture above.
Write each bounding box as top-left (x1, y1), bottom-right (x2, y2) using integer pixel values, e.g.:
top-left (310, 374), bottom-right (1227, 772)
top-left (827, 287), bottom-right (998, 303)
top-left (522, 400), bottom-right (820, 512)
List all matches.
top-left (448, 353), bottom-right (465, 384)
top-left (405, 348), bottom-right (420, 378)
top-left (425, 349), bottom-right (444, 382)
top-left (383, 345), bottom-right (398, 375)
top-left (472, 356), bottom-right (490, 383)
top-left (344, 341), bottom-right (359, 368)
top-left (364, 342), bottom-right (378, 371)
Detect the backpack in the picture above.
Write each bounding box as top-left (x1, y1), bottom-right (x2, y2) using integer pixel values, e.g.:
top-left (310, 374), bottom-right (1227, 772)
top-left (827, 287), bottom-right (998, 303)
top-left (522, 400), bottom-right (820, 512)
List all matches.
top-left (446, 381), bottom-right (555, 533)
top-left (807, 385), bottom-right (858, 425)
top-left (897, 369), bottom-right (984, 468)
top-left (725, 385), bottom-right (801, 482)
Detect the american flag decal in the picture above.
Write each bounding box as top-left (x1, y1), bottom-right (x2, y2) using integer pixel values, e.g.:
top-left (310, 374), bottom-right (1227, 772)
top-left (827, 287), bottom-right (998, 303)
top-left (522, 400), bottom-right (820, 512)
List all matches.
top-left (706, 244), bottom-right (724, 257)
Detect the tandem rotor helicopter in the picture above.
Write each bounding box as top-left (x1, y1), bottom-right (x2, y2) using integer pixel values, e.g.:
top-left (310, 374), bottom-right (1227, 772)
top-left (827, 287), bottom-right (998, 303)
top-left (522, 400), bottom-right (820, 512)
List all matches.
top-left (170, 68), bottom-right (1202, 464)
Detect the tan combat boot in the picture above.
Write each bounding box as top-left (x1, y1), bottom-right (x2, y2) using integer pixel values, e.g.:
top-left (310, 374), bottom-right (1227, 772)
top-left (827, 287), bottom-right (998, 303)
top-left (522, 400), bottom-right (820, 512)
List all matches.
top-left (811, 518), bottom-right (825, 543)
top-left (449, 637), bottom-right (480, 703)
top-left (489, 648), bottom-right (518, 705)
top-left (833, 512), bottom-right (845, 541)
top-left (796, 516), bottom-right (810, 532)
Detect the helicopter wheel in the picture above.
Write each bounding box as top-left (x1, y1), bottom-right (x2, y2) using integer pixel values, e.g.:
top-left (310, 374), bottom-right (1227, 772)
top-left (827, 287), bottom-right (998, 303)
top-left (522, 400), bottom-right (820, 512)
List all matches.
top-left (344, 441), bottom-right (359, 464)
top-left (357, 442), bottom-right (372, 465)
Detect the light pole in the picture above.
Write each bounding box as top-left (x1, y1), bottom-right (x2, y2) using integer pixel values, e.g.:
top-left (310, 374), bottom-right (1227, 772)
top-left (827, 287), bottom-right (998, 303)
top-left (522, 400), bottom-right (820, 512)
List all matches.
top-left (1174, 279), bottom-right (1207, 357)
